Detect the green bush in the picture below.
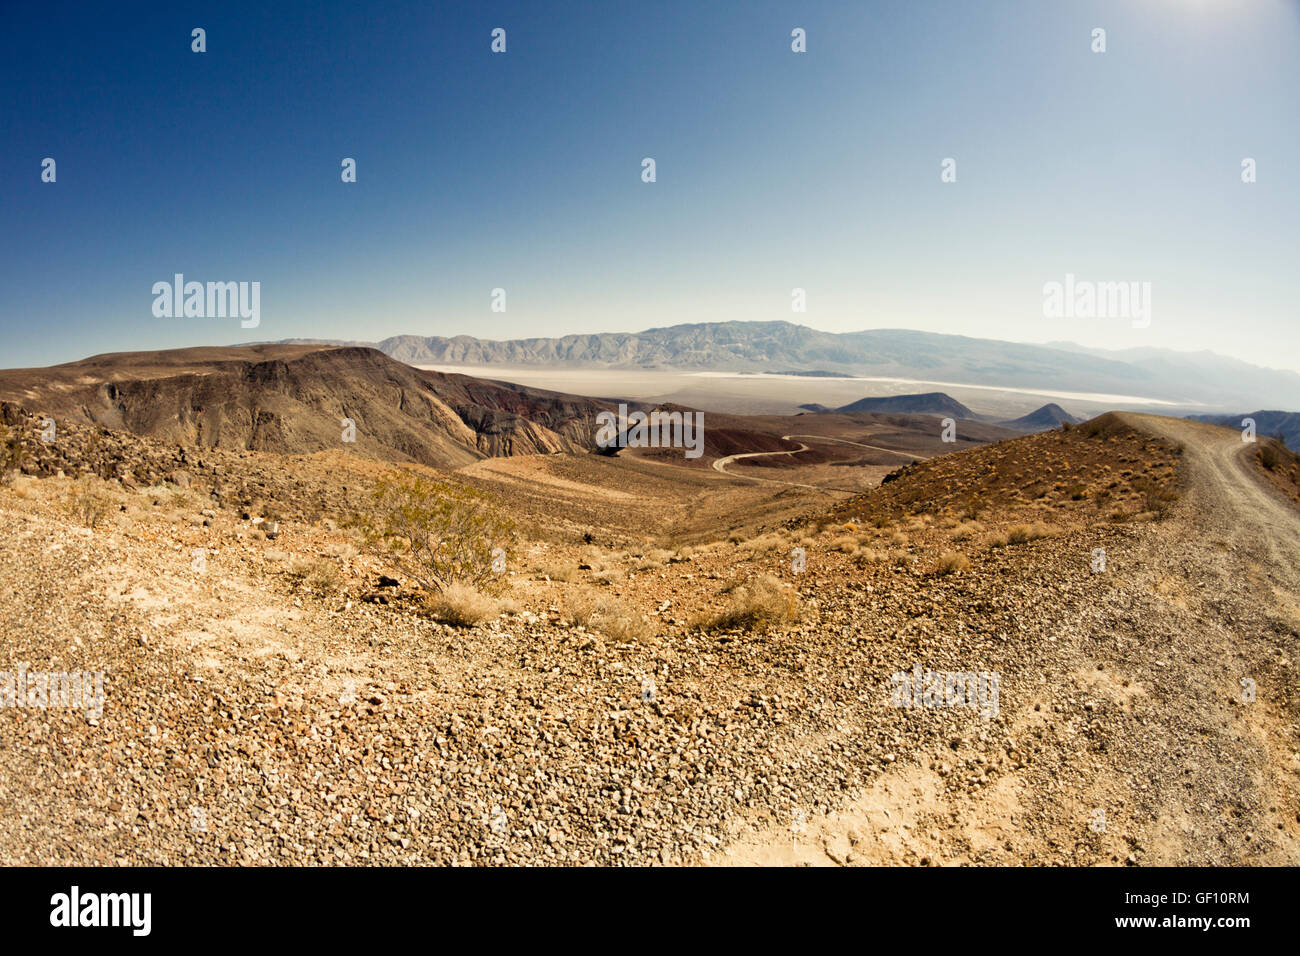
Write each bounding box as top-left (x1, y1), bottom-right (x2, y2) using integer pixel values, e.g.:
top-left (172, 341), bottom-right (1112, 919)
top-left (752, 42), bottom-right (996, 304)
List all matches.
top-left (355, 470), bottom-right (515, 594)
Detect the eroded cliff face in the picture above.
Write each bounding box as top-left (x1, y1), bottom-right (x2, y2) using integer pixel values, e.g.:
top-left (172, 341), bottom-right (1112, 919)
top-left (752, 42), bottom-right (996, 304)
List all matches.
top-left (0, 345), bottom-right (617, 468)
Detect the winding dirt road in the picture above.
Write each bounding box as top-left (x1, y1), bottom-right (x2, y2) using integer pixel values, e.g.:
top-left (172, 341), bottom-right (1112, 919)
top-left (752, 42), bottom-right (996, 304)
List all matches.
top-left (722, 413), bottom-right (1300, 866)
top-left (711, 434), bottom-right (929, 490)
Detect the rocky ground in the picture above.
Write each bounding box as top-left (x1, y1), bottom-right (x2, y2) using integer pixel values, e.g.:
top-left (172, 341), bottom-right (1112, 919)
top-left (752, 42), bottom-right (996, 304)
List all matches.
top-left (0, 410), bottom-right (1296, 866)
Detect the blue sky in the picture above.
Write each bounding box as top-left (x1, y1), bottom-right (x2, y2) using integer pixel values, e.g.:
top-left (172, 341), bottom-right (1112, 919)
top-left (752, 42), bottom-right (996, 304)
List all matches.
top-left (2, 0), bottom-right (1297, 369)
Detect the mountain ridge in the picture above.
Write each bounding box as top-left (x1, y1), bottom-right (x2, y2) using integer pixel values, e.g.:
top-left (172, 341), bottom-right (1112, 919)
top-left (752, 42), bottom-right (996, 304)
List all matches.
top-left (265, 321), bottom-right (1300, 411)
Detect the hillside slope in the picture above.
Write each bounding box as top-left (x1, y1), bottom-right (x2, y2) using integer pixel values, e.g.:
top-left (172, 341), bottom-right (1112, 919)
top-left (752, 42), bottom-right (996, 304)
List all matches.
top-left (999, 403), bottom-right (1081, 432)
top-left (0, 346), bottom-right (620, 468)
top-left (834, 392), bottom-right (975, 419)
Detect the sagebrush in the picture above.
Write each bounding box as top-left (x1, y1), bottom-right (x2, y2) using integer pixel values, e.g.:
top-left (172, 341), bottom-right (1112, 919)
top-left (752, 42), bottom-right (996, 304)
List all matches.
top-left (356, 470), bottom-right (516, 594)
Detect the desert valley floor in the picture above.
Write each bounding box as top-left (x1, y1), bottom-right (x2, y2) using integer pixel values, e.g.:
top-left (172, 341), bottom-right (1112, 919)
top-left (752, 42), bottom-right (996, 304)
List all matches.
top-left (1, 357), bottom-right (1298, 866)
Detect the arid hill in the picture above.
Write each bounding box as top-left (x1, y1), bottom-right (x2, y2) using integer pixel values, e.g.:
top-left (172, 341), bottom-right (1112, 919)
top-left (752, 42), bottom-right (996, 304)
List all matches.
top-left (0, 345), bottom-right (628, 468)
top-left (998, 403), bottom-right (1081, 431)
top-left (833, 392), bottom-right (977, 419)
top-left (2, 345), bottom-right (1016, 474)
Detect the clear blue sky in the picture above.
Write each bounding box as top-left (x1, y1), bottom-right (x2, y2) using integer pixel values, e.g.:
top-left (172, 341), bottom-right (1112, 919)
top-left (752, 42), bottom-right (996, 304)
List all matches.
top-left (2, 0), bottom-right (1297, 369)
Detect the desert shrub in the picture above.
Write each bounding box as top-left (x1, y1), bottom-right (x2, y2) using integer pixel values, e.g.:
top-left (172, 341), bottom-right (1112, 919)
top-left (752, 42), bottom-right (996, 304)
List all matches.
top-left (830, 534), bottom-right (858, 554)
top-left (1006, 522), bottom-right (1050, 544)
top-left (169, 489), bottom-right (197, 511)
top-left (597, 605), bottom-right (652, 643)
top-left (934, 551), bottom-right (970, 576)
top-left (986, 531), bottom-right (1011, 549)
top-left (951, 521), bottom-right (980, 542)
top-left (564, 589), bottom-right (651, 641)
top-left (324, 541), bottom-right (358, 561)
top-left (889, 531), bottom-right (908, 547)
top-left (1131, 477), bottom-right (1180, 514)
top-left (287, 556), bottom-right (342, 594)
top-left (66, 477), bottom-right (113, 529)
top-left (538, 558), bottom-right (579, 582)
top-left (564, 589), bottom-right (602, 627)
top-left (632, 548), bottom-right (673, 571)
top-left (853, 548), bottom-right (885, 566)
top-left (695, 574), bottom-right (798, 631)
top-left (356, 470), bottom-right (515, 594)
top-left (0, 424), bottom-right (25, 485)
top-left (579, 546), bottom-right (621, 572)
top-left (739, 532), bottom-right (783, 553)
top-left (427, 582), bottom-right (498, 627)
top-left (1259, 444), bottom-right (1280, 471)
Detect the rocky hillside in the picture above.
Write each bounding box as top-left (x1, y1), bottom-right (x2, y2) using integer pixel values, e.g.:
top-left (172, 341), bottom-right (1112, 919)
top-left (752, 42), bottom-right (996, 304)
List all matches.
top-left (0, 345), bottom-right (629, 469)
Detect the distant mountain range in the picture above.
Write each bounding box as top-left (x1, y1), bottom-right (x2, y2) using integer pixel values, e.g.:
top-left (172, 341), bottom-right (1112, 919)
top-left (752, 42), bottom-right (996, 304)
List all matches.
top-left (799, 392), bottom-right (1079, 433)
top-left (269, 322), bottom-right (1300, 412)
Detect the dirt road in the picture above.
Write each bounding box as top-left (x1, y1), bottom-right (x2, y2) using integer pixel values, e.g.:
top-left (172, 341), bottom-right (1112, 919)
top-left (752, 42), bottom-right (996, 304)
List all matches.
top-left (722, 414), bottom-right (1300, 865)
top-left (711, 434), bottom-right (924, 490)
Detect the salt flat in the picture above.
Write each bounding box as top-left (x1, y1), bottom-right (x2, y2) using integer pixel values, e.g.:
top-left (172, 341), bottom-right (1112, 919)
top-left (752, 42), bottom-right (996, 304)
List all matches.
top-left (417, 365), bottom-right (1191, 419)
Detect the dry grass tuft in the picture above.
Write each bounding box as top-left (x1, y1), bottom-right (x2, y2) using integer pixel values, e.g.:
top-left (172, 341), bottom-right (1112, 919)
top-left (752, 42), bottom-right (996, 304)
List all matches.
top-left (694, 574), bottom-right (799, 631)
top-left (564, 589), bottom-right (651, 642)
top-left (934, 551), bottom-right (970, 575)
top-left (830, 534), bottom-right (859, 554)
top-left (537, 558), bottom-right (579, 582)
top-left (1006, 521), bottom-right (1052, 544)
top-left (66, 477), bottom-right (114, 529)
top-left (427, 582), bottom-right (498, 627)
top-left (286, 556), bottom-right (342, 593)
